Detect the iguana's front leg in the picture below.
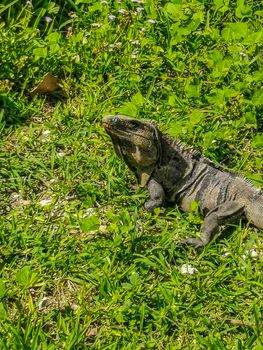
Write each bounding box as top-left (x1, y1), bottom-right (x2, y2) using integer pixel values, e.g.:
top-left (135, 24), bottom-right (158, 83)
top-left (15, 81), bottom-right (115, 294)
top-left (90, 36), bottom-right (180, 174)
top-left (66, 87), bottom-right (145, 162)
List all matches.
top-left (144, 178), bottom-right (165, 212)
top-left (182, 201), bottom-right (245, 248)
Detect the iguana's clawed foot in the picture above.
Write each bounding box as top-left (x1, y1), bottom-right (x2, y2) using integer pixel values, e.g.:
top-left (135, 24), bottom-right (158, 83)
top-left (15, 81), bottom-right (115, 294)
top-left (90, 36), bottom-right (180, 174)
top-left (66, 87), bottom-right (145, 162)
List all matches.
top-left (180, 237), bottom-right (206, 249)
top-left (144, 200), bottom-right (158, 212)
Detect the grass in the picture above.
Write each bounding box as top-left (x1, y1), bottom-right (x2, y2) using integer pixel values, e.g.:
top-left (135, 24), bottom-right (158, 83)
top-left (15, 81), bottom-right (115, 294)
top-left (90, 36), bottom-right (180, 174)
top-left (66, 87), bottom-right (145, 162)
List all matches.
top-left (0, 0), bottom-right (263, 348)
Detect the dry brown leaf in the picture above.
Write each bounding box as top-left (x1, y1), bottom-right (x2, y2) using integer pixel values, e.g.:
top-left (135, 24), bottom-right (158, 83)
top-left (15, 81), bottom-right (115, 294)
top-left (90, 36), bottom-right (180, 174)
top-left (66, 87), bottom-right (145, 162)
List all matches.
top-left (30, 73), bottom-right (61, 95)
top-left (99, 225), bottom-right (108, 233)
top-left (86, 325), bottom-right (98, 337)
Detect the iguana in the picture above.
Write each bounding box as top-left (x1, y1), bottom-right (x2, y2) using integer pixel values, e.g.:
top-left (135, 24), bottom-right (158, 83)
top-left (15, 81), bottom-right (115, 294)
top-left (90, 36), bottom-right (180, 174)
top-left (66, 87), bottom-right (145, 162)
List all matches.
top-left (103, 115), bottom-right (263, 248)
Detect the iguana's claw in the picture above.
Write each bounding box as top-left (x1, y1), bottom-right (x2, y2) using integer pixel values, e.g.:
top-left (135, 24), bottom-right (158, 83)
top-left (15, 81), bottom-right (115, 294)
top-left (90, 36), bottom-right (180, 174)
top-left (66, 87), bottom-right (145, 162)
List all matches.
top-left (180, 237), bottom-right (204, 249)
top-left (144, 200), bottom-right (155, 212)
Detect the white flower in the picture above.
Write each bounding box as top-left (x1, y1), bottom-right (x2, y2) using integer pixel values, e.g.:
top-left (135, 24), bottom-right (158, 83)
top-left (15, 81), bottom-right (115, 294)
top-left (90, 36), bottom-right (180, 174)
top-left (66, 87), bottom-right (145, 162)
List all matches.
top-left (82, 208), bottom-right (96, 218)
top-left (180, 264), bottom-right (198, 275)
top-left (26, 0), bottom-right (33, 7)
top-left (119, 8), bottom-right (127, 14)
top-left (68, 11), bottom-right (77, 18)
top-left (131, 54), bottom-right (137, 59)
top-left (136, 7), bottom-right (144, 12)
top-left (108, 14), bottom-right (116, 20)
top-left (115, 42), bottom-right (122, 47)
top-left (222, 252), bottom-right (230, 257)
top-left (250, 249), bottom-right (258, 258)
top-left (45, 16), bottom-right (52, 23)
top-left (91, 23), bottom-right (102, 28)
top-left (109, 44), bottom-right (115, 48)
top-left (131, 0), bottom-right (144, 3)
top-left (140, 27), bottom-right (147, 33)
top-left (240, 51), bottom-right (246, 57)
top-left (66, 27), bottom-right (73, 38)
top-left (242, 249), bottom-right (259, 260)
top-left (57, 151), bottom-right (66, 157)
top-left (130, 40), bottom-right (140, 45)
top-left (147, 19), bottom-right (156, 24)
top-left (101, 0), bottom-right (108, 4)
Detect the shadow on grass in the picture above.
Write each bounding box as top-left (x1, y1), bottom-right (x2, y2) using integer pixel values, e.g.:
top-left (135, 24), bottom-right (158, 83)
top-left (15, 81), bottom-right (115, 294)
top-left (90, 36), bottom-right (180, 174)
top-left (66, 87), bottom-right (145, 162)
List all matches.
top-left (0, 92), bottom-right (64, 132)
top-left (0, 93), bottom-right (32, 129)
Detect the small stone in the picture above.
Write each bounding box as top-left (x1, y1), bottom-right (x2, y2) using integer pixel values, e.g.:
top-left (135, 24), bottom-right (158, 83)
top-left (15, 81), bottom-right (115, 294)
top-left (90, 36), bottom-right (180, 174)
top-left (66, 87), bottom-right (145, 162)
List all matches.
top-left (38, 297), bottom-right (49, 310)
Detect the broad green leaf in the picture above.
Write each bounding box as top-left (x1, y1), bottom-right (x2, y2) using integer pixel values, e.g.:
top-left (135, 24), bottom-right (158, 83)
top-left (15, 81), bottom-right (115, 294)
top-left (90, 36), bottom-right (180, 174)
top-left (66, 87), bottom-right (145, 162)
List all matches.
top-left (214, 0), bottom-right (229, 12)
top-left (128, 74), bottom-right (141, 82)
top-left (131, 92), bottom-right (144, 107)
top-left (129, 272), bottom-right (141, 286)
top-left (243, 31), bottom-right (263, 45)
top-left (236, 4), bottom-right (252, 18)
top-left (33, 47), bottom-right (47, 58)
top-left (214, 0), bottom-right (229, 7)
top-left (252, 90), bottom-right (263, 106)
top-left (16, 266), bottom-right (32, 286)
top-left (47, 1), bottom-right (60, 14)
top-left (222, 22), bottom-right (248, 40)
top-left (118, 102), bottom-right (138, 117)
top-left (185, 84), bottom-right (200, 98)
top-left (115, 312), bottom-right (124, 323)
top-left (189, 110), bottom-right (204, 125)
top-left (252, 134), bottom-right (263, 149)
top-left (49, 43), bottom-right (60, 54)
top-left (80, 215), bottom-right (99, 232)
top-left (46, 31), bottom-right (61, 43)
top-left (164, 3), bottom-right (183, 20)
top-left (206, 89), bottom-right (225, 106)
top-left (244, 112), bottom-right (257, 126)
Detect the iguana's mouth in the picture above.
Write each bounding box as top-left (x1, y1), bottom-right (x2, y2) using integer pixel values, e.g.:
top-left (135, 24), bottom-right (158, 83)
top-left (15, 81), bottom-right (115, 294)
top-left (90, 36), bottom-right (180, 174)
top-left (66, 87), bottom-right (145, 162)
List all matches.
top-left (103, 122), bottom-right (132, 140)
top-left (103, 115), bottom-right (132, 135)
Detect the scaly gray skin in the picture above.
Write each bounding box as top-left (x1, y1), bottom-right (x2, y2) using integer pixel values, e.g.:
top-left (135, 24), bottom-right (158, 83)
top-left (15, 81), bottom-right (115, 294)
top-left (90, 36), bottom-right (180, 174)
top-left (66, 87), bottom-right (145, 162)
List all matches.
top-left (103, 115), bottom-right (263, 248)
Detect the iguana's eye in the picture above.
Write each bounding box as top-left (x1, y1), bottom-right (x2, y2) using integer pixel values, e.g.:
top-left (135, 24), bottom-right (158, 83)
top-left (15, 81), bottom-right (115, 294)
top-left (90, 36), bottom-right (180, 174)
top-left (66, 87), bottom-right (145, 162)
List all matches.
top-left (130, 120), bottom-right (140, 128)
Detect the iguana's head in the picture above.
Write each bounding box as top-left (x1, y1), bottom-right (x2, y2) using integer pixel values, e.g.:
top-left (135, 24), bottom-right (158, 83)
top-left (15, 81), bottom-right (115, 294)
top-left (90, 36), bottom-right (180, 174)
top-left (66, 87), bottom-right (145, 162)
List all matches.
top-left (103, 115), bottom-right (161, 187)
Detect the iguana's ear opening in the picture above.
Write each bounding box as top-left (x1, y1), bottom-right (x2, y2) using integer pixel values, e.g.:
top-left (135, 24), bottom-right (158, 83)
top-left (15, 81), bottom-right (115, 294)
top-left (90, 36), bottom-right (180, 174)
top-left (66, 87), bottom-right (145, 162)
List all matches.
top-left (136, 124), bottom-right (162, 188)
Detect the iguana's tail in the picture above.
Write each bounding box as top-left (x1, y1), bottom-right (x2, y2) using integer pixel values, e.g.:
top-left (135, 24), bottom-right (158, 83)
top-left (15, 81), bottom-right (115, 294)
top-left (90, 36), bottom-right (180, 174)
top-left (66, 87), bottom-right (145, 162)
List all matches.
top-left (246, 195), bottom-right (263, 229)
